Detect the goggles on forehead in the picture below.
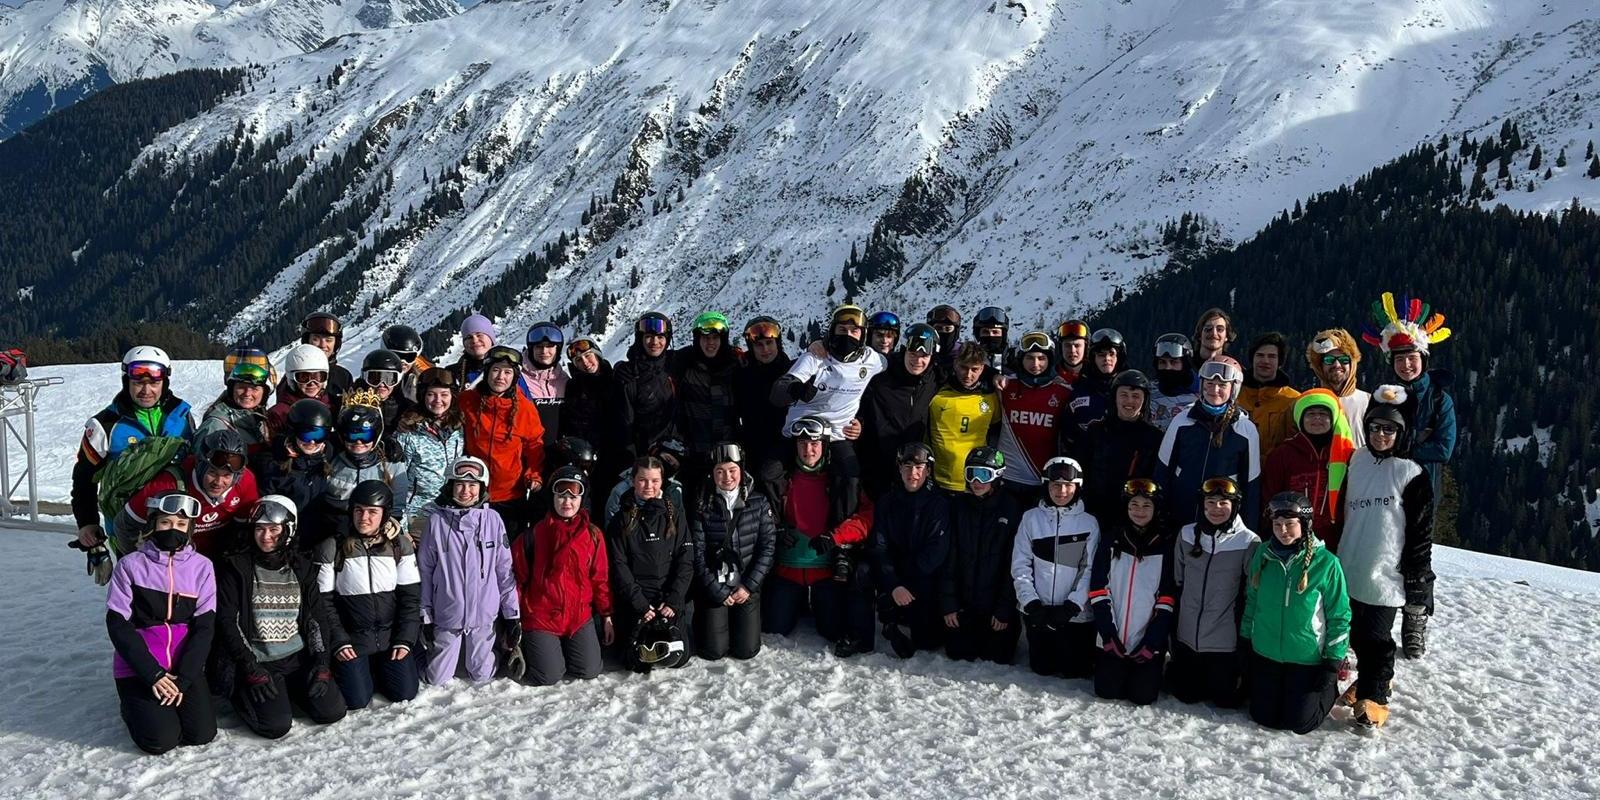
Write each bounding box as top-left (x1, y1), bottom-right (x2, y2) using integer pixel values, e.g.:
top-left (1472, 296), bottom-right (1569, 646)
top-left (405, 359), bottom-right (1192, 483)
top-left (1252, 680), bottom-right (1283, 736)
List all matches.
top-left (1056, 321), bottom-right (1089, 340)
top-left (526, 324), bottom-right (564, 346)
top-left (1198, 361), bottom-right (1242, 383)
top-left (1154, 341), bottom-right (1189, 359)
top-left (1018, 331), bottom-right (1052, 353)
top-left (789, 417), bottom-right (828, 441)
top-left (1122, 478), bottom-right (1160, 497)
top-left (363, 369), bottom-right (401, 388)
top-left (1201, 477), bottom-right (1242, 498)
top-left (867, 311), bottom-right (900, 330)
top-left (148, 493), bottom-right (202, 519)
top-left (566, 337), bottom-right (602, 359)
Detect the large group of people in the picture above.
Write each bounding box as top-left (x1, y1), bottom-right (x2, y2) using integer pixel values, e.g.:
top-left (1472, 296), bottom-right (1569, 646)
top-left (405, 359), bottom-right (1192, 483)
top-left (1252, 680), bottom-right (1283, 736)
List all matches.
top-left (71, 293), bottom-right (1455, 754)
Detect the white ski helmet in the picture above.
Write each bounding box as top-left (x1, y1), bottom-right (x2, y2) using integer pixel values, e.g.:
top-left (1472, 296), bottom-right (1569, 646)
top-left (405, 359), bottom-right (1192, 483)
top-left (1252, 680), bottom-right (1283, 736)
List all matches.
top-left (448, 455), bottom-right (491, 488)
top-left (285, 343), bottom-right (330, 377)
top-left (250, 495), bottom-right (300, 547)
top-left (122, 345), bottom-right (172, 371)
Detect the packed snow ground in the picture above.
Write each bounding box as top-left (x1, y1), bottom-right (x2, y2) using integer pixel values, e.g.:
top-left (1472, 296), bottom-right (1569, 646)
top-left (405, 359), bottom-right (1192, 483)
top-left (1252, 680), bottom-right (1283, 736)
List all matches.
top-left (0, 529), bottom-right (1595, 798)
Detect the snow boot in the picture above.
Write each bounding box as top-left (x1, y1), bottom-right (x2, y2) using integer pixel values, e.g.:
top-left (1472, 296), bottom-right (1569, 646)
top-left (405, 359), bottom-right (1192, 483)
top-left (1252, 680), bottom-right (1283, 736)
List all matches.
top-left (1353, 699), bottom-right (1390, 728)
top-left (882, 622), bottom-right (916, 659)
top-left (1336, 684), bottom-right (1359, 708)
top-left (832, 636), bottom-right (871, 659)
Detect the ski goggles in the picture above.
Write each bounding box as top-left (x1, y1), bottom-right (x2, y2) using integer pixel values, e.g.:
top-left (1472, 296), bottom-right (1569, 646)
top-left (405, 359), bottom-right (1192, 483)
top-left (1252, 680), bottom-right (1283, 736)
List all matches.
top-left (691, 313), bottom-right (729, 335)
top-left (302, 316), bottom-right (341, 335)
top-left (1122, 478), bottom-right (1161, 499)
top-left (831, 306), bottom-right (865, 328)
top-left (566, 337), bottom-right (602, 360)
top-left (1091, 328), bottom-right (1124, 347)
top-left (903, 328), bottom-right (939, 354)
top-left (744, 321), bottom-right (781, 341)
top-left (483, 347), bottom-right (524, 369)
top-left (1154, 339), bottom-right (1189, 359)
top-left (125, 362), bottom-right (168, 383)
top-left (1018, 331), bottom-right (1053, 353)
top-left (1200, 477), bottom-right (1242, 499)
top-left (637, 316), bottom-right (671, 336)
top-left (867, 311), bottom-right (901, 331)
top-left (343, 427), bottom-right (379, 444)
top-left (928, 305), bottom-right (961, 327)
top-left (896, 442), bottom-right (934, 466)
top-left (711, 442), bottom-right (744, 466)
top-left (1198, 361), bottom-right (1242, 383)
top-left (363, 369), bottom-right (401, 388)
top-left (525, 324), bottom-right (564, 346)
top-left (227, 362), bottom-right (272, 386)
top-left (1056, 320), bottom-right (1089, 340)
top-left (1041, 457), bottom-right (1083, 485)
top-left (964, 466), bottom-right (1002, 484)
top-left (293, 370), bottom-right (329, 384)
top-left (205, 450), bottom-right (247, 474)
top-left (1320, 354), bottom-right (1353, 366)
top-left (789, 418), bottom-right (829, 441)
top-left (146, 493), bottom-right (202, 519)
top-left (637, 638), bottom-right (686, 665)
top-left (552, 478), bottom-right (585, 498)
top-left (295, 426), bottom-right (329, 444)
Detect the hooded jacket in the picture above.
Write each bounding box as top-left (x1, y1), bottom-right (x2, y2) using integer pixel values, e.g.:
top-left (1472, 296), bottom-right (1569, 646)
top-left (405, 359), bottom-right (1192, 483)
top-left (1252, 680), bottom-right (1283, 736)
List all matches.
top-left (460, 386), bottom-right (545, 504)
top-left (870, 482), bottom-right (951, 597)
top-left (215, 548), bottom-right (333, 671)
top-left (1172, 515), bottom-right (1259, 653)
top-left (1154, 403), bottom-right (1262, 527)
top-left (614, 341), bottom-right (676, 458)
top-left (517, 361), bottom-right (569, 445)
top-left (940, 489), bottom-right (1021, 622)
top-left (514, 509), bottom-right (612, 637)
top-left (1087, 520), bottom-right (1177, 653)
top-left (690, 477), bottom-right (778, 603)
top-left (605, 489), bottom-right (694, 615)
top-left (671, 341), bottom-right (743, 456)
top-left (106, 539), bottom-right (216, 686)
top-left (855, 355), bottom-right (939, 497)
top-left (1241, 537), bottom-right (1351, 666)
top-left (418, 503), bottom-right (519, 631)
top-left (1237, 372), bottom-right (1301, 458)
top-left (71, 389), bottom-right (195, 528)
top-left (316, 519), bottom-right (422, 656)
top-left (1010, 498), bottom-right (1099, 621)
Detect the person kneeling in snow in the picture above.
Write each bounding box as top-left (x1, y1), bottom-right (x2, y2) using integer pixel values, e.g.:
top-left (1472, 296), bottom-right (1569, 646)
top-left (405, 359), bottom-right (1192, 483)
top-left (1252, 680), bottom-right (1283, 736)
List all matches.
top-left (1242, 491), bottom-right (1351, 734)
top-left (418, 457), bottom-right (520, 686)
top-left (513, 466), bottom-right (613, 685)
top-left (317, 480), bottom-right (422, 708)
top-left (1168, 476), bottom-right (1258, 708)
top-left (1012, 457), bottom-right (1100, 679)
top-left (215, 496), bottom-right (346, 738)
top-left (607, 457), bottom-right (694, 673)
top-left (1087, 479), bottom-right (1176, 706)
top-left (105, 492), bottom-right (217, 755)
top-left (871, 442), bottom-right (952, 659)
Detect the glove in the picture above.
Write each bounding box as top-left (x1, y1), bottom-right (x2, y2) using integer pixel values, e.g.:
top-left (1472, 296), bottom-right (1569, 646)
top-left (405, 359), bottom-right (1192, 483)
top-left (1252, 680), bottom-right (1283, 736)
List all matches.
top-left (422, 623), bottom-right (436, 648)
top-left (1091, 603), bottom-right (1118, 644)
top-left (495, 618), bottom-right (522, 653)
top-left (1022, 600), bottom-right (1044, 625)
top-left (1142, 610), bottom-right (1173, 653)
top-left (1401, 605), bottom-right (1428, 659)
top-left (306, 667), bottom-right (333, 700)
top-left (787, 379), bottom-right (819, 403)
top-left (69, 539), bottom-right (114, 586)
top-left (245, 667), bottom-right (277, 705)
top-left (1046, 602), bottom-right (1078, 629)
top-left (809, 532), bottom-right (836, 556)
top-left (383, 438), bottom-right (406, 463)
top-left (1131, 647), bottom-right (1158, 663)
top-left (779, 527), bottom-right (799, 549)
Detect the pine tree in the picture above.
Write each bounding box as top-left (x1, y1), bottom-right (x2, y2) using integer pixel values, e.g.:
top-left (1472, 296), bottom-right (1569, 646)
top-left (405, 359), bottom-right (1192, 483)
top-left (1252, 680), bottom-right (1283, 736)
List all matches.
top-left (1557, 148), bottom-right (1568, 168)
top-left (1589, 156), bottom-right (1600, 179)
top-left (1529, 144), bottom-right (1542, 171)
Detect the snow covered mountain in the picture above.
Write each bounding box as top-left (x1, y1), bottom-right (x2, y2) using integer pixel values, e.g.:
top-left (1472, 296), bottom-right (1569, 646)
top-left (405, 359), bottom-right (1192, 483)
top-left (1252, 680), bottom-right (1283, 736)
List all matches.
top-left (0, 0), bottom-right (460, 136)
top-left (94, 0), bottom-right (1595, 359)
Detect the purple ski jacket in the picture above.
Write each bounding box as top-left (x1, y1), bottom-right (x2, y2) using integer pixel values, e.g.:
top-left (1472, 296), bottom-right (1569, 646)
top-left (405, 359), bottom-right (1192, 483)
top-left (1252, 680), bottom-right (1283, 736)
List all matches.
top-left (418, 504), bottom-right (519, 631)
top-left (106, 540), bottom-right (217, 685)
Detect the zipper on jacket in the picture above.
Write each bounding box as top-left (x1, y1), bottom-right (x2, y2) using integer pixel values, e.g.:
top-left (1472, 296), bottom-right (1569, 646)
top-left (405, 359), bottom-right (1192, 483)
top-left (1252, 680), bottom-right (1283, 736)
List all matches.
top-left (1122, 556), bottom-right (1138, 649)
top-left (1195, 531), bottom-right (1213, 646)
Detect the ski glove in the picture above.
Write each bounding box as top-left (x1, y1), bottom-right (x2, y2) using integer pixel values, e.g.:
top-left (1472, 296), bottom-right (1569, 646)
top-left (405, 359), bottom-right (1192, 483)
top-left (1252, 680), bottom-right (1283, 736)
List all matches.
top-left (1091, 603), bottom-right (1118, 645)
top-left (1022, 600), bottom-right (1045, 624)
top-left (1401, 605), bottom-right (1428, 659)
top-left (422, 623), bottom-right (436, 647)
top-left (779, 527), bottom-right (799, 549)
top-left (1131, 647), bottom-right (1158, 664)
top-left (1046, 602), bottom-right (1079, 629)
top-left (245, 668), bottom-right (277, 704)
top-left (809, 532), bottom-right (835, 556)
top-left (788, 378), bottom-right (819, 403)
top-left (495, 618), bottom-right (522, 653)
top-left (307, 667), bottom-right (333, 700)
top-left (68, 539), bottom-right (114, 586)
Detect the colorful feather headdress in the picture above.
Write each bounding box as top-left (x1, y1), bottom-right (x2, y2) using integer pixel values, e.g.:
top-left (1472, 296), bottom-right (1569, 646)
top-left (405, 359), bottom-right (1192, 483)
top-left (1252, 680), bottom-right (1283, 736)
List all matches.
top-left (1361, 292), bottom-right (1451, 356)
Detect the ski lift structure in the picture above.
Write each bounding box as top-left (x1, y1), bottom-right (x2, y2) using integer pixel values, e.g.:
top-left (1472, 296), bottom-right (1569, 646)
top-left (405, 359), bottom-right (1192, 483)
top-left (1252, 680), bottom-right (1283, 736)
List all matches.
top-left (0, 376), bottom-right (64, 524)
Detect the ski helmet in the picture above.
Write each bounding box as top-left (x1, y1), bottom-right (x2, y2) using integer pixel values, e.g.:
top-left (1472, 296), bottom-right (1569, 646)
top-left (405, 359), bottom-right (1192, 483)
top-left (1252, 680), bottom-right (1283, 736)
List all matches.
top-left (972, 306), bottom-right (1010, 338)
top-left (1042, 456), bottom-right (1084, 486)
top-left (1015, 331), bottom-right (1057, 386)
top-left (634, 616), bottom-right (687, 668)
top-left (1153, 333), bottom-right (1193, 365)
top-left (635, 311), bottom-right (672, 342)
top-left (416, 366), bottom-right (459, 394)
top-left (691, 311), bottom-right (730, 336)
top-left (867, 310), bottom-right (901, 332)
top-left (1121, 477), bottom-right (1161, 504)
top-left (1364, 385), bottom-right (1409, 439)
top-left (1089, 328), bottom-right (1127, 364)
top-left (447, 455), bottom-right (491, 503)
top-left (549, 465), bottom-right (588, 499)
top-left (895, 441), bottom-right (935, 467)
top-left (337, 403), bottom-right (384, 445)
top-left (556, 436), bottom-right (598, 473)
top-left (382, 325), bottom-right (423, 364)
top-left (287, 398), bottom-right (334, 439)
top-left (963, 446), bottom-right (1005, 484)
top-left (743, 316), bottom-right (783, 343)
top-left (710, 441), bottom-right (744, 467)
top-left (1267, 491), bottom-right (1314, 526)
top-left (299, 312), bottom-right (343, 350)
top-left (927, 304), bottom-right (961, 327)
top-left (224, 347), bottom-right (275, 393)
top-left (360, 349), bottom-right (405, 388)
top-left (481, 345), bottom-right (524, 374)
top-left (1198, 356), bottom-right (1245, 398)
top-left (122, 345), bottom-right (172, 385)
top-left (788, 415), bottom-right (831, 442)
top-left (830, 304), bottom-right (866, 330)
top-left (349, 479), bottom-right (394, 512)
top-left (285, 343), bottom-right (330, 378)
top-left (1199, 476), bottom-right (1244, 503)
top-left (1111, 369), bottom-right (1153, 394)
top-left (901, 323), bottom-right (940, 355)
top-left (197, 429), bottom-right (249, 475)
top-left (250, 495), bottom-right (299, 549)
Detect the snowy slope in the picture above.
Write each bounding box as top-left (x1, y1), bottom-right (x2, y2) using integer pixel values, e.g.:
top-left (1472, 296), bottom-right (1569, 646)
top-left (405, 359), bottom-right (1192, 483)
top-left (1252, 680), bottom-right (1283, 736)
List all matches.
top-left (0, 526), bottom-right (1594, 798)
top-left (113, 0), bottom-right (1600, 359)
top-left (0, 0), bottom-right (459, 136)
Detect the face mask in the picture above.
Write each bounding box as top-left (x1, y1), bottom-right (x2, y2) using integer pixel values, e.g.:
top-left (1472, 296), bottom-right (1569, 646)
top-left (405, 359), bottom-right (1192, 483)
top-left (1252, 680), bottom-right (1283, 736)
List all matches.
top-left (151, 528), bottom-right (190, 553)
top-left (826, 333), bottom-right (861, 360)
top-left (978, 335), bottom-right (1006, 355)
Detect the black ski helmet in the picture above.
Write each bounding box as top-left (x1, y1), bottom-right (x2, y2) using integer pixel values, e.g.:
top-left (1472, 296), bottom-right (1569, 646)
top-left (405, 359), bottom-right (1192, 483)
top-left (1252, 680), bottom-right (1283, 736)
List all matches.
top-left (964, 446), bottom-right (1005, 475)
top-left (549, 465), bottom-right (589, 499)
top-left (198, 428), bottom-right (248, 473)
top-left (1089, 328), bottom-right (1127, 368)
top-left (634, 616), bottom-right (687, 668)
top-left (556, 436), bottom-right (598, 473)
top-left (1153, 333), bottom-right (1193, 365)
top-left (287, 398), bottom-right (334, 434)
top-left (1267, 491), bottom-right (1315, 526)
top-left (299, 312), bottom-right (344, 351)
top-left (382, 325), bottom-right (423, 363)
top-left (349, 479), bottom-right (395, 513)
top-left (635, 311), bottom-right (672, 345)
top-left (896, 441), bottom-right (935, 466)
top-left (972, 306), bottom-right (1010, 338)
top-left (337, 403), bottom-right (384, 443)
top-left (361, 348), bottom-right (406, 374)
top-left (901, 322), bottom-right (940, 355)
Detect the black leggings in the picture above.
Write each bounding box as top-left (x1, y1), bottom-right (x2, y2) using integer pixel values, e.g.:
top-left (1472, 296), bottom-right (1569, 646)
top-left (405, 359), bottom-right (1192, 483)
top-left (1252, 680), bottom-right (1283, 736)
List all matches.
top-left (1349, 601), bottom-right (1399, 703)
top-left (233, 653), bottom-right (347, 739)
top-left (116, 676), bottom-right (216, 755)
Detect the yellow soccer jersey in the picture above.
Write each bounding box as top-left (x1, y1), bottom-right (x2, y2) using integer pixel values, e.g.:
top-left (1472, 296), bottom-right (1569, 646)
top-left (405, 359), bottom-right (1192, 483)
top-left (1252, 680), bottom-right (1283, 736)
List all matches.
top-left (928, 387), bottom-right (999, 491)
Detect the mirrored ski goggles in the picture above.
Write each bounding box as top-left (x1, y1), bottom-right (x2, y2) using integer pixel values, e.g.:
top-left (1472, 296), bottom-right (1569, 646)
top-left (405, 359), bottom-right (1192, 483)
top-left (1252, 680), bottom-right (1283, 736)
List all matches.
top-left (295, 426), bottom-right (329, 444)
top-left (293, 370), bottom-right (329, 384)
top-left (1018, 331), bottom-right (1053, 353)
top-left (303, 316), bottom-right (341, 335)
top-left (711, 442), bottom-right (744, 466)
top-left (552, 479), bottom-right (586, 498)
top-left (1122, 478), bottom-right (1161, 498)
top-left (867, 311), bottom-right (900, 331)
top-left (1056, 321), bottom-right (1089, 340)
top-left (1201, 477), bottom-right (1242, 498)
top-left (343, 427), bottom-right (379, 444)
top-left (832, 308), bottom-right (865, 329)
top-left (363, 369), bottom-right (401, 388)
top-left (146, 493), bottom-right (201, 519)
top-left (692, 316), bottom-right (729, 335)
top-left (1154, 340), bottom-right (1189, 359)
top-left (637, 316), bottom-right (671, 335)
top-left (125, 362), bottom-right (168, 383)
top-left (566, 338), bottom-right (602, 359)
top-left (964, 466), bottom-right (1002, 484)
top-left (227, 362), bottom-right (272, 386)
top-left (1320, 354), bottom-right (1353, 366)
top-left (637, 639), bottom-right (685, 664)
top-left (526, 324), bottom-right (564, 346)
top-left (744, 321), bottom-right (781, 341)
top-left (903, 330), bottom-right (939, 354)
top-left (1091, 328), bottom-right (1124, 347)
top-left (789, 418), bottom-right (829, 441)
top-left (1198, 362), bottom-right (1242, 383)
top-left (205, 450), bottom-right (247, 473)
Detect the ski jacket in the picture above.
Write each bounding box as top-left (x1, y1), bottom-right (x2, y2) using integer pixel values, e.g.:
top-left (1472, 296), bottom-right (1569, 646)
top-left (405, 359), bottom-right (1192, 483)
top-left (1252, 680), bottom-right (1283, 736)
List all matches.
top-left (1242, 538), bottom-right (1351, 666)
top-left (1398, 369), bottom-right (1456, 494)
top-left (198, 398), bottom-right (271, 457)
top-left (258, 445), bottom-right (332, 538)
top-left (939, 490), bottom-right (1021, 622)
top-left (1154, 404), bottom-right (1261, 526)
top-left (605, 491), bottom-right (694, 615)
top-left (514, 510), bottom-right (612, 637)
top-left (316, 520), bottom-right (422, 656)
top-left (516, 362), bottom-right (569, 446)
top-left (118, 459), bottom-right (260, 558)
top-left (604, 468), bottom-right (686, 529)
top-left (671, 344), bottom-right (743, 456)
top-left (1087, 522), bottom-right (1177, 653)
top-left (394, 415), bottom-right (465, 520)
top-left (1262, 433), bottom-right (1346, 551)
top-left (855, 357), bottom-right (939, 497)
top-left (1010, 500), bottom-right (1099, 620)
top-left (460, 387), bottom-right (545, 504)
top-left (564, 358), bottom-right (630, 471)
top-left (321, 449), bottom-right (411, 526)
top-left (733, 352), bottom-right (793, 465)
top-left (690, 478), bottom-right (778, 603)
top-left (215, 549), bottom-right (332, 672)
top-left (927, 380), bottom-right (999, 492)
top-left (106, 540), bottom-right (216, 685)
top-left (613, 346), bottom-right (676, 458)
top-left (773, 347), bottom-right (887, 441)
top-left (71, 391), bottom-right (195, 528)
top-left (1067, 369), bottom-right (1116, 438)
top-left (1147, 390), bottom-right (1197, 433)
top-left (1075, 415), bottom-right (1163, 519)
top-left (418, 504), bottom-right (519, 631)
top-left (995, 376), bottom-right (1073, 486)
top-left (1172, 516), bottom-right (1259, 653)
top-left (1237, 376), bottom-right (1301, 458)
top-left (265, 382), bottom-right (329, 437)
top-left (760, 460), bottom-right (874, 577)
top-left (1338, 450), bottom-right (1435, 610)
top-left (870, 483), bottom-right (951, 597)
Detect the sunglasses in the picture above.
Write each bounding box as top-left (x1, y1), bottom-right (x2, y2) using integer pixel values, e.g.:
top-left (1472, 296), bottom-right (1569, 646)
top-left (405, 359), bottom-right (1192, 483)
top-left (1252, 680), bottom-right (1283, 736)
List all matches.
top-left (744, 321), bottom-right (781, 341)
top-left (964, 466), bottom-right (1001, 484)
top-left (1201, 477), bottom-right (1241, 497)
top-left (205, 451), bottom-right (246, 473)
top-left (294, 371), bottom-right (328, 384)
top-left (126, 362), bottom-right (168, 383)
top-left (637, 317), bottom-right (670, 335)
top-left (1321, 354), bottom-right (1353, 366)
top-left (1057, 321), bottom-right (1089, 340)
top-left (552, 479), bottom-right (585, 499)
top-left (1018, 332), bottom-right (1052, 353)
top-left (296, 426), bottom-right (329, 444)
top-left (526, 324), bottom-right (564, 346)
top-left (364, 369), bottom-right (401, 388)
top-left (147, 493), bottom-right (201, 518)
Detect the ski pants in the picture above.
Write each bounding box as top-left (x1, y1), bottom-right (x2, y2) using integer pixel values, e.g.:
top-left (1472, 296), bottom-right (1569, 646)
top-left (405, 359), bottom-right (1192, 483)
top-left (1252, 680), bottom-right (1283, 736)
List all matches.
top-left (335, 650), bottom-right (420, 709)
top-left (762, 574), bottom-right (874, 646)
top-left (1094, 649), bottom-right (1165, 705)
top-left (426, 625), bottom-right (498, 685)
top-left (521, 620), bottom-right (604, 685)
top-left (944, 613), bottom-right (1021, 665)
top-left (233, 652), bottom-right (347, 739)
top-left (880, 595), bottom-right (946, 657)
top-left (1167, 641), bottom-right (1243, 707)
top-left (1349, 600), bottom-right (1399, 704)
top-left (116, 676), bottom-right (216, 755)
top-left (1248, 653), bottom-right (1339, 734)
top-left (695, 595), bottom-right (764, 660)
top-left (1025, 619), bottom-right (1097, 678)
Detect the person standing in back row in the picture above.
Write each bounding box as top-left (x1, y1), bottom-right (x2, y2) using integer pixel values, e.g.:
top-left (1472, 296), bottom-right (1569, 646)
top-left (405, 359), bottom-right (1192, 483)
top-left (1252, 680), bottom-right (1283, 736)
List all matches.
top-left (460, 346), bottom-right (545, 531)
top-left (616, 312), bottom-right (678, 461)
top-left (298, 312), bottom-right (353, 403)
top-left (1237, 332), bottom-right (1301, 458)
